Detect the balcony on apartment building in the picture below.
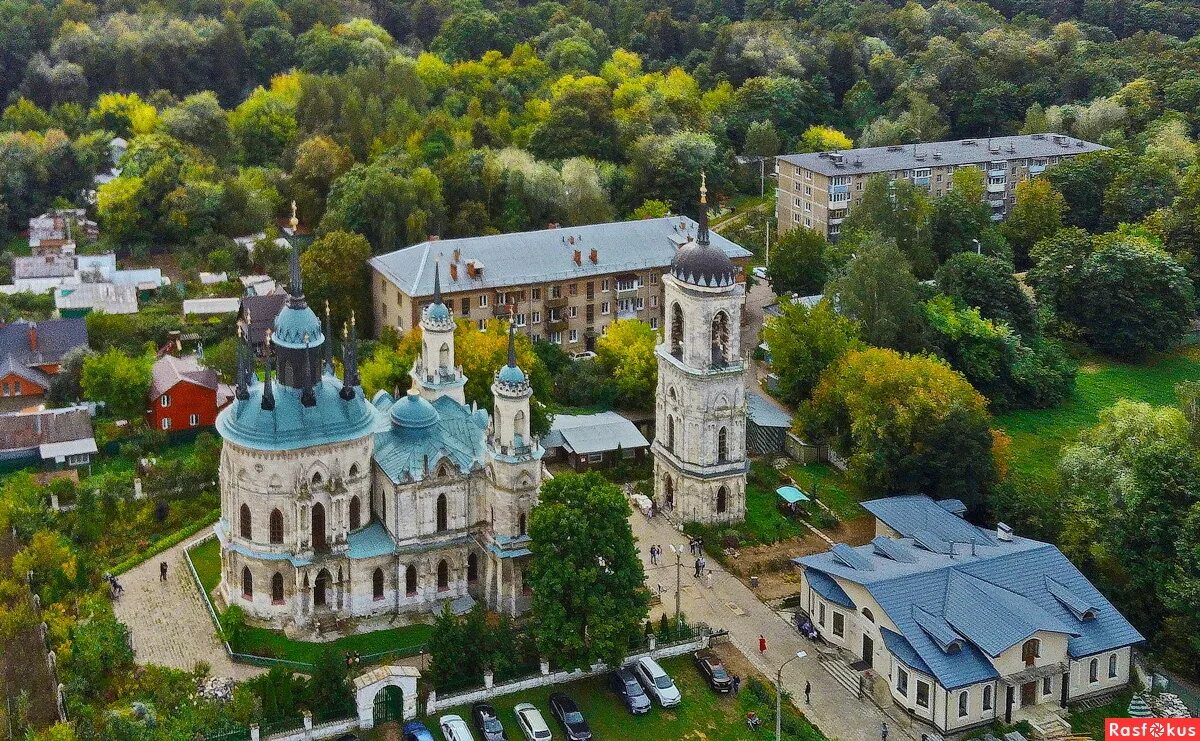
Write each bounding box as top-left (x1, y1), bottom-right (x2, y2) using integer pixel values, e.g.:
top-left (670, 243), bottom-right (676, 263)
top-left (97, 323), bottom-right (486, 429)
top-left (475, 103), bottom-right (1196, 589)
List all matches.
top-left (544, 295), bottom-right (569, 309)
top-left (547, 318), bottom-right (569, 332)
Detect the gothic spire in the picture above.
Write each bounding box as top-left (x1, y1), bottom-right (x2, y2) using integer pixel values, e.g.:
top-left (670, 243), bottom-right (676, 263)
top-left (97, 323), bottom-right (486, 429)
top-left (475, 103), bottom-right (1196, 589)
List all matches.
top-left (234, 327), bottom-right (249, 401)
top-left (432, 255), bottom-right (444, 306)
top-left (697, 172), bottom-right (710, 247)
top-left (323, 300), bottom-right (333, 375)
top-left (261, 332), bottom-right (276, 411)
top-left (300, 334), bottom-right (316, 407)
top-left (287, 237), bottom-right (305, 308)
top-left (506, 306), bottom-right (517, 369)
top-left (340, 313), bottom-right (360, 400)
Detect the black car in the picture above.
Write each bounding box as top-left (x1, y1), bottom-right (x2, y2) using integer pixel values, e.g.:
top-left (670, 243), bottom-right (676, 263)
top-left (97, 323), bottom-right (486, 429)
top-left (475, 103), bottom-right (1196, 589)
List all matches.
top-left (610, 667), bottom-right (652, 714)
top-left (549, 692), bottom-right (594, 741)
top-left (693, 650), bottom-right (734, 693)
top-left (472, 702), bottom-right (508, 741)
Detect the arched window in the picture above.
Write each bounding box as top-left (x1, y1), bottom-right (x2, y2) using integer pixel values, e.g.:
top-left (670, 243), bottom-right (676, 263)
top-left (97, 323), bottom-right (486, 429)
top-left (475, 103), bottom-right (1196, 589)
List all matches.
top-left (718, 427), bottom-right (728, 462)
top-left (716, 486), bottom-right (727, 514)
top-left (373, 568), bottom-right (385, 600)
top-left (312, 502), bottom-right (327, 550)
top-left (437, 560), bottom-right (449, 591)
top-left (519, 512), bottom-right (527, 536)
top-left (513, 410), bottom-right (526, 440)
top-left (1022, 638), bottom-right (1040, 667)
top-left (958, 690), bottom-right (969, 717)
top-left (269, 508), bottom-right (283, 544)
top-left (667, 416), bottom-right (676, 453)
top-left (439, 342), bottom-right (450, 368)
top-left (668, 386), bottom-right (677, 402)
top-left (240, 503), bottom-right (252, 538)
top-left (1089, 658), bottom-right (1098, 683)
top-left (405, 565), bottom-right (417, 596)
top-left (862, 608), bottom-right (874, 623)
top-left (467, 553), bottom-right (478, 582)
top-left (271, 572), bottom-right (284, 604)
top-left (242, 567), bottom-right (253, 599)
top-left (711, 310), bottom-right (730, 366)
top-left (349, 463), bottom-right (359, 478)
top-left (311, 471), bottom-right (323, 487)
top-left (349, 496), bottom-right (361, 530)
top-left (1108, 653), bottom-right (1117, 678)
top-left (436, 494), bottom-right (448, 532)
top-left (315, 569), bottom-right (330, 607)
top-left (670, 303), bottom-right (684, 358)
top-left (664, 476), bottom-right (674, 508)
top-left (983, 685), bottom-right (993, 711)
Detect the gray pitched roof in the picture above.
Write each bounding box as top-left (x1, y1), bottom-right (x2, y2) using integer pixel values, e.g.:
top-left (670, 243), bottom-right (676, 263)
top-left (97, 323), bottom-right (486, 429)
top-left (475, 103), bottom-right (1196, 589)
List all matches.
top-left (795, 496), bottom-right (1145, 689)
top-left (778, 134), bottom-right (1107, 177)
top-left (369, 217), bottom-right (752, 298)
top-left (0, 406), bottom-right (94, 452)
top-left (14, 255), bottom-right (75, 280)
top-left (0, 319), bottom-right (88, 367)
top-left (542, 411), bottom-right (650, 455)
top-left (150, 354), bottom-right (220, 399)
top-left (240, 293), bottom-right (288, 345)
top-left (746, 391), bottom-right (792, 428)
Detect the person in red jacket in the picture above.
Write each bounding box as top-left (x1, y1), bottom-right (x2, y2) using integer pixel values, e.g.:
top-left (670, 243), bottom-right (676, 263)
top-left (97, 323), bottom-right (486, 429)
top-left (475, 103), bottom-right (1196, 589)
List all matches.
top-left (759, 635), bottom-right (767, 655)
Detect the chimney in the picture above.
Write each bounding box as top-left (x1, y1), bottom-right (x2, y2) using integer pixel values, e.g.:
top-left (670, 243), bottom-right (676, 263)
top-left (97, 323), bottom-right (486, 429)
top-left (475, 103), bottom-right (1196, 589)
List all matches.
top-left (28, 322), bottom-right (37, 352)
top-left (589, 248), bottom-right (598, 264)
top-left (452, 248), bottom-right (461, 263)
top-left (466, 262), bottom-right (476, 279)
top-left (997, 522), bottom-right (1013, 542)
top-left (449, 263), bottom-right (458, 281)
top-left (573, 249), bottom-right (581, 266)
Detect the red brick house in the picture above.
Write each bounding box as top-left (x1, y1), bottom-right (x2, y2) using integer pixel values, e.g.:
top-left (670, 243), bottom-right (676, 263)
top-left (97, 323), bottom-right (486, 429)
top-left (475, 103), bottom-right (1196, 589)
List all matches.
top-left (146, 354), bottom-right (233, 431)
top-left (0, 319), bottom-right (88, 412)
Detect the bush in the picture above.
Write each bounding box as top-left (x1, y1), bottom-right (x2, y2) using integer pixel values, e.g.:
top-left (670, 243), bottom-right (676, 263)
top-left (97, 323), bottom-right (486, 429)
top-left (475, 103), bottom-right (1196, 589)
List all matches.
top-left (220, 605), bottom-right (247, 648)
top-left (745, 676), bottom-right (772, 704)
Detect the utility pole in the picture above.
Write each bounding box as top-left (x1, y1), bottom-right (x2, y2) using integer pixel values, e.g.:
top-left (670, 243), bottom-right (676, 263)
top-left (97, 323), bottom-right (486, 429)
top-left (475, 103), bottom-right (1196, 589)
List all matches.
top-left (777, 651), bottom-right (808, 741)
top-left (669, 544), bottom-right (684, 628)
top-left (760, 157), bottom-right (766, 198)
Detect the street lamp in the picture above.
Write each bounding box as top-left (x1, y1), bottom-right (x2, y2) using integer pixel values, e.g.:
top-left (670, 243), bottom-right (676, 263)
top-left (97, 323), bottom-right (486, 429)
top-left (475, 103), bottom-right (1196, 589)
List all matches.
top-left (776, 650), bottom-right (808, 741)
top-left (668, 544), bottom-right (684, 628)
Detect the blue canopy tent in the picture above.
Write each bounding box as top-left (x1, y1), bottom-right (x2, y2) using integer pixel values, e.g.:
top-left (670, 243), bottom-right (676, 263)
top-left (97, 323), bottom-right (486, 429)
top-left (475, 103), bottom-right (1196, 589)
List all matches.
top-left (777, 486), bottom-right (810, 514)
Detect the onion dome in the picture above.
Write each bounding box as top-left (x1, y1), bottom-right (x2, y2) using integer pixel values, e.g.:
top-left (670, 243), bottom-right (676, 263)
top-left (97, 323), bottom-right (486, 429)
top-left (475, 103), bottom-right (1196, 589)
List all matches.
top-left (273, 237), bottom-right (325, 348)
top-left (498, 363), bottom-right (527, 385)
top-left (671, 174), bottom-right (736, 288)
top-left (390, 388), bottom-right (441, 429)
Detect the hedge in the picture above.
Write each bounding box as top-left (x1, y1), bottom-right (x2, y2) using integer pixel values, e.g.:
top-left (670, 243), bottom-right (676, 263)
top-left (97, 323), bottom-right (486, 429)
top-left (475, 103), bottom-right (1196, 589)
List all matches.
top-left (110, 508), bottom-right (220, 575)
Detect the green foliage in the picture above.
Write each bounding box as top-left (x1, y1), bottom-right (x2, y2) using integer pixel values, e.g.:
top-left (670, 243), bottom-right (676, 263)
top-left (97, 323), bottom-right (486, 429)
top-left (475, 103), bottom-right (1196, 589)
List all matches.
top-left (595, 319), bottom-right (657, 409)
top-left (827, 236), bottom-right (928, 353)
top-left (839, 175), bottom-right (935, 278)
top-left (935, 252), bottom-right (1036, 336)
top-left (1003, 179), bottom-right (1066, 268)
top-left (299, 229), bottom-right (372, 334)
top-left (529, 472), bottom-right (649, 670)
top-left (763, 298), bottom-right (862, 405)
top-left (81, 348), bottom-right (153, 420)
top-left (766, 227), bottom-right (828, 297)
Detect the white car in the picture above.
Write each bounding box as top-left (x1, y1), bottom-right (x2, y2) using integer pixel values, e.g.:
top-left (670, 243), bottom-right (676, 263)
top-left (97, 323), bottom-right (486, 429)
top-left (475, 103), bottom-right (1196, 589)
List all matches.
top-left (514, 702), bottom-right (553, 740)
top-left (439, 713), bottom-right (476, 741)
top-left (753, 266), bottom-right (769, 281)
top-left (634, 656), bottom-right (682, 707)
top-left (570, 351), bottom-right (597, 362)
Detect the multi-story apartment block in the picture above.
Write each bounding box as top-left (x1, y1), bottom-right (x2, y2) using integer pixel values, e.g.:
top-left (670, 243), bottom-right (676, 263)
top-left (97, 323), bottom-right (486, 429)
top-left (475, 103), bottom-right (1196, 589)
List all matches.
top-left (368, 218), bottom-right (752, 350)
top-left (776, 134), bottom-right (1106, 240)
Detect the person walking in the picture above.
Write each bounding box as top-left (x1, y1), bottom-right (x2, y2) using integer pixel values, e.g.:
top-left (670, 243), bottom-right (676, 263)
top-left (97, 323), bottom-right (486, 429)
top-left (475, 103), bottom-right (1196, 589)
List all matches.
top-left (698, 555), bottom-right (706, 574)
top-left (159, 561), bottom-right (167, 582)
top-left (881, 721), bottom-right (889, 741)
top-left (804, 681), bottom-right (811, 705)
top-left (694, 557), bottom-right (703, 578)
top-left (759, 634), bottom-right (767, 655)
top-left (732, 675), bottom-right (741, 694)
top-left (704, 570), bottom-right (714, 589)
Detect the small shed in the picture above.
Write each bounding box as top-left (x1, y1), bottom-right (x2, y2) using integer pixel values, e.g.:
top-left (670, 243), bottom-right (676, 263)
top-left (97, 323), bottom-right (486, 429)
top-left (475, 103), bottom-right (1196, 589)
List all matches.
top-left (541, 411), bottom-right (650, 471)
top-left (746, 391), bottom-right (792, 455)
top-left (183, 297), bottom-right (241, 316)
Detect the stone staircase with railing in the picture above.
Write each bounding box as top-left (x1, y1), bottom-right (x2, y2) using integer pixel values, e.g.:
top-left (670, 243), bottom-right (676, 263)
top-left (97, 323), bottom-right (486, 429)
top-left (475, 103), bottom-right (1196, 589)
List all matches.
top-left (819, 654), bottom-right (863, 698)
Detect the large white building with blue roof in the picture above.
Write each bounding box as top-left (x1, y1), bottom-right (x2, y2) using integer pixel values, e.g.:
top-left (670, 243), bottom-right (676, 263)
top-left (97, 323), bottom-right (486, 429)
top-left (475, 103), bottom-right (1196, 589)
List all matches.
top-left (794, 495), bottom-right (1143, 735)
top-left (215, 247), bottom-right (542, 630)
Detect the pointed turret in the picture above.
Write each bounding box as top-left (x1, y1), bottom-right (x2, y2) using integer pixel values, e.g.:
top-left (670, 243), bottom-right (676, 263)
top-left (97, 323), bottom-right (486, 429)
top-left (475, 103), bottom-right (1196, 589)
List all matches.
top-left (340, 315), bottom-right (360, 400)
top-left (697, 172), bottom-right (710, 247)
top-left (323, 300), bottom-right (334, 376)
top-left (300, 334), bottom-right (316, 407)
top-left (506, 309), bottom-right (517, 369)
top-left (288, 237), bottom-right (305, 309)
top-left (261, 332), bottom-right (276, 411)
top-left (234, 328), bottom-right (250, 401)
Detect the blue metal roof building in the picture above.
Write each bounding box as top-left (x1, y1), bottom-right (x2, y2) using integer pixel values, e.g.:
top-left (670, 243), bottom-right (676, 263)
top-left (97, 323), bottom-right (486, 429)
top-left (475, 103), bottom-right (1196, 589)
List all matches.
top-left (793, 495), bottom-right (1143, 733)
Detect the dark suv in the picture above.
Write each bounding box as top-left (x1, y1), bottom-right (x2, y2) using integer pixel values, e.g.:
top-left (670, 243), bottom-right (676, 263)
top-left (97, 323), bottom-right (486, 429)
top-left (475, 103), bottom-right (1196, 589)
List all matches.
top-left (694, 650), bottom-right (734, 693)
top-left (472, 702), bottom-right (508, 740)
top-left (610, 666), bottom-right (652, 714)
top-left (549, 693), bottom-right (593, 741)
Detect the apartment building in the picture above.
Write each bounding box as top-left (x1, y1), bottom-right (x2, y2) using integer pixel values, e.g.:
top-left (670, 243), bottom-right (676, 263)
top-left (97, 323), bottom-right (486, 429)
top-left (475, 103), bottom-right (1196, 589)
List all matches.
top-left (776, 134), bottom-right (1107, 240)
top-left (368, 217), bottom-right (752, 350)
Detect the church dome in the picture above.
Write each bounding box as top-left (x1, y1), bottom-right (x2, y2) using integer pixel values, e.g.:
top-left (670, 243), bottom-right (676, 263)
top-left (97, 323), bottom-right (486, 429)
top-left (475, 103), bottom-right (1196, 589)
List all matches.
top-left (273, 304), bottom-right (324, 348)
top-left (497, 363), bottom-right (527, 385)
top-left (390, 389), bottom-right (440, 429)
top-left (427, 301), bottom-right (451, 323)
top-left (671, 240), bottom-right (736, 288)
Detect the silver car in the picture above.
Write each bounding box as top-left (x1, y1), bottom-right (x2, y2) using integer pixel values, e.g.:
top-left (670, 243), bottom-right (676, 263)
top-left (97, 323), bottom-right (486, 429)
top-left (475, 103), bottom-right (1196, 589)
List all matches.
top-left (514, 703), bottom-right (553, 741)
top-left (440, 714), bottom-right (477, 741)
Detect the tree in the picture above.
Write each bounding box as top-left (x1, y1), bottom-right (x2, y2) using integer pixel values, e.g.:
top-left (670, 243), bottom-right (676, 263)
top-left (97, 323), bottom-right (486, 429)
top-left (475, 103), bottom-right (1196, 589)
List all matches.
top-left (765, 227), bottom-right (827, 297)
top-left (81, 348), bottom-right (152, 420)
top-left (797, 125), bottom-right (852, 152)
top-left (763, 299), bottom-right (861, 405)
top-left (934, 253), bottom-right (1036, 336)
top-left (528, 472), bottom-right (648, 669)
top-left (453, 320), bottom-right (552, 437)
top-left (300, 230), bottom-right (372, 335)
top-left (595, 319), bottom-right (657, 409)
top-left (826, 236), bottom-right (927, 352)
top-left (801, 347), bottom-right (997, 510)
top-left (929, 168), bottom-right (1008, 264)
top-left (529, 82), bottom-right (618, 162)
top-left (306, 647), bottom-right (353, 714)
top-left (158, 92), bottom-right (232, 156)
top-left (743, 120), bottom-right (780, 157)
top-left (839, 175), bottom-right (935, 277)
top-left (360, 333), bottom-right (423, 399)
top-left (1029, 230), bottom-right (1195, 358)
top-left (1004, 179), bottom-right (1066, 268)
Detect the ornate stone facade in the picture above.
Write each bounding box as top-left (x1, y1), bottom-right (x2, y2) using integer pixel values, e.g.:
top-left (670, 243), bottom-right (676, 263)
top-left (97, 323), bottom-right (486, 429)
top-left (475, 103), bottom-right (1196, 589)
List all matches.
top-left (216, 255), bottom-right (543, 630)
top-left (652, 183), bottom-right (748, 525)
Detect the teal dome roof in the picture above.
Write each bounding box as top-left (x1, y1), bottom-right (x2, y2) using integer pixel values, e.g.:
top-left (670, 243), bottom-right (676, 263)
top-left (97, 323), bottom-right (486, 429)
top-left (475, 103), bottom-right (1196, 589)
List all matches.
top-left (390, 391), bottom-right (440, 429)
top-left (498, 363), bottom-right (526, 384)
top-left (217, 376), bottom-right (378, 451)
top-left (427, 301), bottom-right (451, 323)
top-left (273, 304), bottom-right (324, 349)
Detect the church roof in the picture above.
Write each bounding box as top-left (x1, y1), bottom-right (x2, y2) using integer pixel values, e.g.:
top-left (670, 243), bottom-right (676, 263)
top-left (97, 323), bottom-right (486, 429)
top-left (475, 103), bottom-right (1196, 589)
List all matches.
top-left (216, 375), bottom-right (379, 451)
top-left (372, 394), bottom-right (488, 484)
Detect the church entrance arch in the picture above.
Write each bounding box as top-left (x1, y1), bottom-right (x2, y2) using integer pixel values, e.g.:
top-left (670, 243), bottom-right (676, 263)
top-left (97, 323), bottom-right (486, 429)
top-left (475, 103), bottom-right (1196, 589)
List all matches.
top-left (312, 503), bottom-right (327, 551)
top-left (314, 568), bottom-right (331, 607)
top-left (372, 685), bottom-right (402, 724)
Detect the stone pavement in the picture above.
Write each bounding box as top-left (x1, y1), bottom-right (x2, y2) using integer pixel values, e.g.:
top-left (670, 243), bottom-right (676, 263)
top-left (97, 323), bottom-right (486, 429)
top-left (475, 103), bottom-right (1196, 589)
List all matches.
top-left (112, 536), bottom-right (265, 681)
top-left (631, 511), bottom-right (917, 741)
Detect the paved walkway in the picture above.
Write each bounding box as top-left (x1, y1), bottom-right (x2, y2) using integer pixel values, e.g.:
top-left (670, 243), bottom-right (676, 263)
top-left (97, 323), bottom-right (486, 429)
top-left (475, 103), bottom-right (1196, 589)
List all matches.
top-left (631, 512), bottom-right (915, 741)
top-left (113, 536), bottom-right (265, 680)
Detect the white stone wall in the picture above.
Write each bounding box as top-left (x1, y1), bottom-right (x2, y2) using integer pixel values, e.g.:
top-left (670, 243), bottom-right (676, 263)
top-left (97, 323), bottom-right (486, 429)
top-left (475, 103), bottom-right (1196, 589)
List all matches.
top-left (1069, 647), bottom-right (1131, 699)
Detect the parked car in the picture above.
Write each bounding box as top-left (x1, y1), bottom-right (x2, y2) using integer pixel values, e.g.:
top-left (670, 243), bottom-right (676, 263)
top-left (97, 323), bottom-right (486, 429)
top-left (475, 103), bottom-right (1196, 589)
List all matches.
top-left (472, 702), bottom-right (508, 741)
top-left (610, 667), bottom-right (652, 714)
top-left (548, 693), bottom-right (593, 741)
top-left (440, 713), bottom-right (477, 741)
top-left (753, 266), bottom-right (769, 281)
top-left (693, 650), bottom-right (734, 693)
top-left (401, 721), bottom-right (437, 741)
top-left (514, 703), bottom-right (554, 741)
top-left (634, 656), bottom-right (682, 707)
top-left (570, 351), bottom-right (597, 361)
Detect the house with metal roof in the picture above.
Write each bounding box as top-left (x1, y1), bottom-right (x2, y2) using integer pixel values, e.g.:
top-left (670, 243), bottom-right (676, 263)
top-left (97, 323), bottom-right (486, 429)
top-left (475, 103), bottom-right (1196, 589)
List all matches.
top-left (0, 319), bottom-right (88, 411)
top-left (0, 406), bottom-right (97, 469)
top-left (793, 495), bottom-right (1143, 735)
top-left (541, 411), bottom-right (650, 471)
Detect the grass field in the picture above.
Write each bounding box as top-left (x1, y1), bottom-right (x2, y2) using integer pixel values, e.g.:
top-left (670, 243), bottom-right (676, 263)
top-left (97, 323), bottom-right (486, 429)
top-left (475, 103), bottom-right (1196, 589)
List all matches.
top-left (425, 654), bottom-right (822, 741)
top-left (784, 463), bottom-right (866, 521)
top-left (186, 537), bottom-right (433, 665)
top-left (1068, 688), bottom-right (1133, 739)
top-left (995, 346), bottom-right (1200, 481)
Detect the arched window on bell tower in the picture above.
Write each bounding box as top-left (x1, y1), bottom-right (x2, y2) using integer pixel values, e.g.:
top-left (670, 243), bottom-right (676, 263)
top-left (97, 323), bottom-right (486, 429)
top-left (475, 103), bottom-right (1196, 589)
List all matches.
top-left (439, 342), bottom-right (450, 369)
top-left (670, 303), bottom-right (684, 359)
top-left (718, 427), bottom-right (728, 463)
top-left (711, 311), bottom-right (730, 367)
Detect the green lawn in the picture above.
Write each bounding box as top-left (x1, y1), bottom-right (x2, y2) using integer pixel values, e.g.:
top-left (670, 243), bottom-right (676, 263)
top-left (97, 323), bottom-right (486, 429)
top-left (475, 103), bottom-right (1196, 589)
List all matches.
top-left (426, 655), bottom-right (823, 741)
top-left (784, 463), bottom-right (866, 521)
top-left (995, 346), bottom-right (1200, 481)
top-left (187, 537), bottom-right (433, 665)
top-left (1068, 688), bottom-right (1133, 740)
